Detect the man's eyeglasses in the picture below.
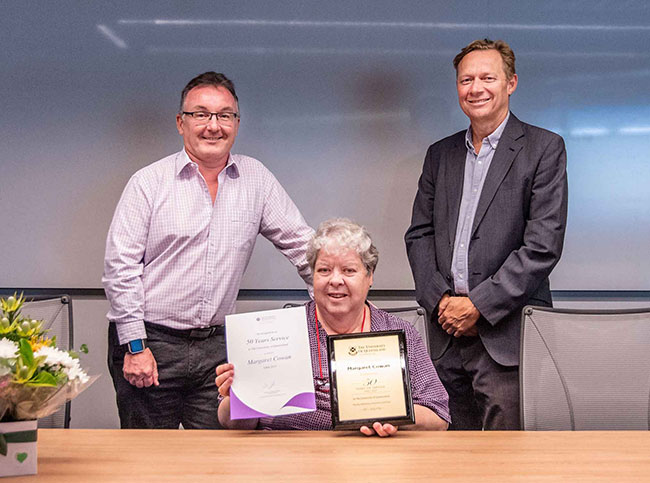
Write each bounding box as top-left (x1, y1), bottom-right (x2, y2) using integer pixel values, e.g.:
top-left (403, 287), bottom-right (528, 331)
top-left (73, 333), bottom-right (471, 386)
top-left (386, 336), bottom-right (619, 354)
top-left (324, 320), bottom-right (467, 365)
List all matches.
top-left (182, 111), bottom-right (239, 125)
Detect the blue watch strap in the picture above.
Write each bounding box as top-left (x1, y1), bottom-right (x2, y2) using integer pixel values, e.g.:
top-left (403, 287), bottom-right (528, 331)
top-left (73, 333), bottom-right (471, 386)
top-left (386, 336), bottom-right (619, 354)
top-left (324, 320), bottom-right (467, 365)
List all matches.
top-left (127, 339), bottom-right (146, 354)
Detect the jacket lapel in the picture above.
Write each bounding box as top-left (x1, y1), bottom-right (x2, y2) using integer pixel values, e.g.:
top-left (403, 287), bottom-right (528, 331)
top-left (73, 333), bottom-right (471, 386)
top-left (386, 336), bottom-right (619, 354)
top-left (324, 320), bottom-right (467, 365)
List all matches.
top-left (471, 115), bottom-right (525, 237)
top-left (446, 133), bottom-right (468, 246)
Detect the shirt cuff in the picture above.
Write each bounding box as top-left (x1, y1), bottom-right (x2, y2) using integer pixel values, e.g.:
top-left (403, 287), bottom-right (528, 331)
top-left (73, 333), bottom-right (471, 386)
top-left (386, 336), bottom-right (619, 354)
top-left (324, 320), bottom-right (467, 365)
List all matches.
top-left (115, 320), bottom-right (148, 345)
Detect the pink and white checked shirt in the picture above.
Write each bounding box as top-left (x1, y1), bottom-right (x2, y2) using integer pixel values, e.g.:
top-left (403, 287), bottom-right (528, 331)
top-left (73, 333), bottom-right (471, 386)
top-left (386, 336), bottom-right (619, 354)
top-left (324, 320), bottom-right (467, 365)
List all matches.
top-left (103, 150), bottom-right (314, 344)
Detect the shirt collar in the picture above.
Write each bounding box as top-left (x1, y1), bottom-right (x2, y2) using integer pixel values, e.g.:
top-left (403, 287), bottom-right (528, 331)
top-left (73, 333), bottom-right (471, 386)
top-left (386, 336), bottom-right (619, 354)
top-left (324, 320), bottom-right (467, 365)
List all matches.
top-left (175, 149), bottom-right (238, 176)
top-left (465, 111), bottom-right (510, 153)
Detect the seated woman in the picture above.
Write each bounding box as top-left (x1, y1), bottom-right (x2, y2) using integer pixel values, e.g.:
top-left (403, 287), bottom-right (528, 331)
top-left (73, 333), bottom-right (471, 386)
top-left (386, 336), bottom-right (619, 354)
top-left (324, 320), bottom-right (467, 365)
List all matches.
top-left (216, 218), bottom-right (450, 435)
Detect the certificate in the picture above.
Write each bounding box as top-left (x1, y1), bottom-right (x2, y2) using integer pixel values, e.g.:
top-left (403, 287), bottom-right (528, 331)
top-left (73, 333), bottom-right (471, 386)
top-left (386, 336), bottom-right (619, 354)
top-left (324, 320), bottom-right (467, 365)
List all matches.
top-left (225, 306), bottom-right (316, 420)
top-left (327, 330), bottom-right (414, 430)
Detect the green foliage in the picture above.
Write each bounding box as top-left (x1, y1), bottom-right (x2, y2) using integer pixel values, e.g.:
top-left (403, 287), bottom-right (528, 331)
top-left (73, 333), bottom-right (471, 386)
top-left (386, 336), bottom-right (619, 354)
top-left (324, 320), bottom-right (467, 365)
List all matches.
top-left (0, 293), bottom-right (83, 389)
top-left (0, 293), bottom-right (93, 422)
top-left (0, 293), bottom-right (46, 342)
top-left (0, 293), bottom-right (24, 319)
top-left (13, 339), bottom-right (57, 387)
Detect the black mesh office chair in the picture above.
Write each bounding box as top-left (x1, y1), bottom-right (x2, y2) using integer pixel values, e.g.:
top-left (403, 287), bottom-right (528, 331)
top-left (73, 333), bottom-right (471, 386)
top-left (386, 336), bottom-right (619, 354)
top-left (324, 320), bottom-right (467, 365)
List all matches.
top-left (21, 295), bottom-right (74, 428)
top-left (381, 306), bottom-right (430, 355)
top-left (520, 305), bottom-right (650, 430)
top-left (282, 303), bottom-right (430, 354)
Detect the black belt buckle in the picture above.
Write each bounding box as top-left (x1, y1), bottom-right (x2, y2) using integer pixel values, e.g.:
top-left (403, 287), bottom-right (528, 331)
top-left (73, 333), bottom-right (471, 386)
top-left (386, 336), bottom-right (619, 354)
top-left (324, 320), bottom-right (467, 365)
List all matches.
top-left (188, 326), bottom-right (223, 339)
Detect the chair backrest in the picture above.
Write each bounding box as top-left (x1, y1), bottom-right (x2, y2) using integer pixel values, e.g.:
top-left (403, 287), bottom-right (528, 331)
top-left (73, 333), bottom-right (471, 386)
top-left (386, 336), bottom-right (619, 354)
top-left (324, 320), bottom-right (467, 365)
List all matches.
top-left (520, 305), bottom-right (650, 430)
top-left (21, 295), bottom-right (73, 429)
top-left (282, 303), bottom-right (430, 354)
top-left (381, 306), bottom-right (430, 355)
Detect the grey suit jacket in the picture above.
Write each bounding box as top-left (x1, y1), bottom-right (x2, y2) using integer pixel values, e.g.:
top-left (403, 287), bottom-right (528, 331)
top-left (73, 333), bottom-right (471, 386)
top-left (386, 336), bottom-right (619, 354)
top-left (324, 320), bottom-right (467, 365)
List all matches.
top-left (405, 114), bottom-right (568, 367)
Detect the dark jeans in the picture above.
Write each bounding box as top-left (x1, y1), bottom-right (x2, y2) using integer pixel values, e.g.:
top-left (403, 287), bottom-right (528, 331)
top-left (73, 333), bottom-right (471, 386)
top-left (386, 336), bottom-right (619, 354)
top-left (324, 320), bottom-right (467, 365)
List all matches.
top-left (108, 322), bottom-right (227, 429)
top-left (433, 336), bottom-right (520, 430)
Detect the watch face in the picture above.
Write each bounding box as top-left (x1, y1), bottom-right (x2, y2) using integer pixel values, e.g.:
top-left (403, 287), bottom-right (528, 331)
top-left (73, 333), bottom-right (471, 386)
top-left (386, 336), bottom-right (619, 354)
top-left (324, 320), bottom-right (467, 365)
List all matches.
top-left (129, 339), bottom-right (144, 353)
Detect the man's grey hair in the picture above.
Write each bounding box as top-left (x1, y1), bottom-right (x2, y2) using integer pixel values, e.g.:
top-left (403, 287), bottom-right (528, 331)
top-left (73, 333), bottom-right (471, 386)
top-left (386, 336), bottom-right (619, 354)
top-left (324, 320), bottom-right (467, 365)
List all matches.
top-left (307, 218), bottom-right (379, 275)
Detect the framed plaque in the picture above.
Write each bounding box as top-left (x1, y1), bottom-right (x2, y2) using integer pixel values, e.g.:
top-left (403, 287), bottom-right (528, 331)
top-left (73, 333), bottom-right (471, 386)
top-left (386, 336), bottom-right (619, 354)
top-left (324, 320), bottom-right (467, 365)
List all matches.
top-left (327, 330), bottom-right (415, 430)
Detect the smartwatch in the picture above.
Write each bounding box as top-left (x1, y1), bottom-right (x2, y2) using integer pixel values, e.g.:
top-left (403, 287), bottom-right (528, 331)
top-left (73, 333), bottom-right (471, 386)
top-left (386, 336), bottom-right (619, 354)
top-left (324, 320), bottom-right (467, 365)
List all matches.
top-left (127, 338), bottom-right (146, 354)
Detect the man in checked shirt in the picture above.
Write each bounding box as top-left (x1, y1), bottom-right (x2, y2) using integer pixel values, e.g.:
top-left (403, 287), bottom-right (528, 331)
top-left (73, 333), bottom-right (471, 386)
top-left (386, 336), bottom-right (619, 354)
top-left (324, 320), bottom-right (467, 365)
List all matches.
top-left (103, 72), bottom-right (314, 429)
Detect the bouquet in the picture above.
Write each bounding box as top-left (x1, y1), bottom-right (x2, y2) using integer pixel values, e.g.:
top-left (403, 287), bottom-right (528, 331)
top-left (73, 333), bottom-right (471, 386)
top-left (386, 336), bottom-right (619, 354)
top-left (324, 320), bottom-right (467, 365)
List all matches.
top-left (0, 293), bottom-right (96, 422)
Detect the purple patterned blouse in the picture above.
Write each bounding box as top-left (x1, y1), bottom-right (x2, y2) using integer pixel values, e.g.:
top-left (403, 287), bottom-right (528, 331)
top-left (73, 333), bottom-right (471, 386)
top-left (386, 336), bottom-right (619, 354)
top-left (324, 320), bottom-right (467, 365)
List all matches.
top-left (256, 301), bottom-right (450, 430)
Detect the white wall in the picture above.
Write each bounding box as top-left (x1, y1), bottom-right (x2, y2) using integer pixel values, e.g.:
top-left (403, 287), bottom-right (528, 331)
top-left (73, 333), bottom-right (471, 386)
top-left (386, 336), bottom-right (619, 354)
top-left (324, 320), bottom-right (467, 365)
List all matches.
top-left (3, 2), bottom-right (650, 292)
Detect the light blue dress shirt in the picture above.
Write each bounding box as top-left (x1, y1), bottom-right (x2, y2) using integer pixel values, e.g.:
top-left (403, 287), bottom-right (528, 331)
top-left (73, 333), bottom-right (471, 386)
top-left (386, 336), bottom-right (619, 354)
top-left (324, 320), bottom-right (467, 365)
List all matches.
top-left (451, 113), bottom-right (510, 295)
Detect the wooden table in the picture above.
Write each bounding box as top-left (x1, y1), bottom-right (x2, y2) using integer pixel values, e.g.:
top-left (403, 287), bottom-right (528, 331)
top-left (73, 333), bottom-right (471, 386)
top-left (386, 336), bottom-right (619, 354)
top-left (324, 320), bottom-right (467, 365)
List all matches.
top-left (12, 429), bottom-right (650, 481)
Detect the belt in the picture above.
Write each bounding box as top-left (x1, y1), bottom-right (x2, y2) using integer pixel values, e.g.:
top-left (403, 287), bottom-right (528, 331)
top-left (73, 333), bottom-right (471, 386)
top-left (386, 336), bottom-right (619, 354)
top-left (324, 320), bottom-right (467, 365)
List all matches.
top-left (145, 322), bottom-right (225, 340)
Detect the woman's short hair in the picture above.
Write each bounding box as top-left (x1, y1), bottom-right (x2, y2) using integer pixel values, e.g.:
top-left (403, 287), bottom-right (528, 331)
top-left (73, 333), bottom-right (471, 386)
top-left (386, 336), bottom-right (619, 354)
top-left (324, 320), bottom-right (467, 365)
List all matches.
top-left (307, 218), bottom-right (379, 275)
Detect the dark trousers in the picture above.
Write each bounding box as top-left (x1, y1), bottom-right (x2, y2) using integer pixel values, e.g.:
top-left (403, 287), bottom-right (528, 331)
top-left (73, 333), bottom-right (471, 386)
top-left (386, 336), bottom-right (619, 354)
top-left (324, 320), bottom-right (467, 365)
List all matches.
top-left (433, 336), bottom-right (520, 430)
top-left (108, 322), bottom-right (227, 429)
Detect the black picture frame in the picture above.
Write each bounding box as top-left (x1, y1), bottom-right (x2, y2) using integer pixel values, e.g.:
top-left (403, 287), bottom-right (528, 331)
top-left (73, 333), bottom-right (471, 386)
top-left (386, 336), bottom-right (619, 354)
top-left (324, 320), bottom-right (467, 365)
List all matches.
top-left (327, 330), bottom-right (415, 430)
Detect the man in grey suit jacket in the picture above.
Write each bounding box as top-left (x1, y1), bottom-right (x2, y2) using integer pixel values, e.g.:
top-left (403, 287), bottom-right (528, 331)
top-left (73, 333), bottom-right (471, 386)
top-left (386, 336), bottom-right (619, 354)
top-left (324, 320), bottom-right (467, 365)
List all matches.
top-left (405, 39), bottom-right (568, 430)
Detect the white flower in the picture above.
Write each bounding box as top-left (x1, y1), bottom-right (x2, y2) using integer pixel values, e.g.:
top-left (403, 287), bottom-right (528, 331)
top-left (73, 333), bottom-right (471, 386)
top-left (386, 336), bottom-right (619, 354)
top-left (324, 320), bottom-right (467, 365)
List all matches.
top-left (34, 345), bottom-right (89, 383)
top-left (64, 362), bottom-right (89, 384)
top-left (35, 345), bottom-right (75, 368)
top-left (0, 338), bottom-right (18, 359)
